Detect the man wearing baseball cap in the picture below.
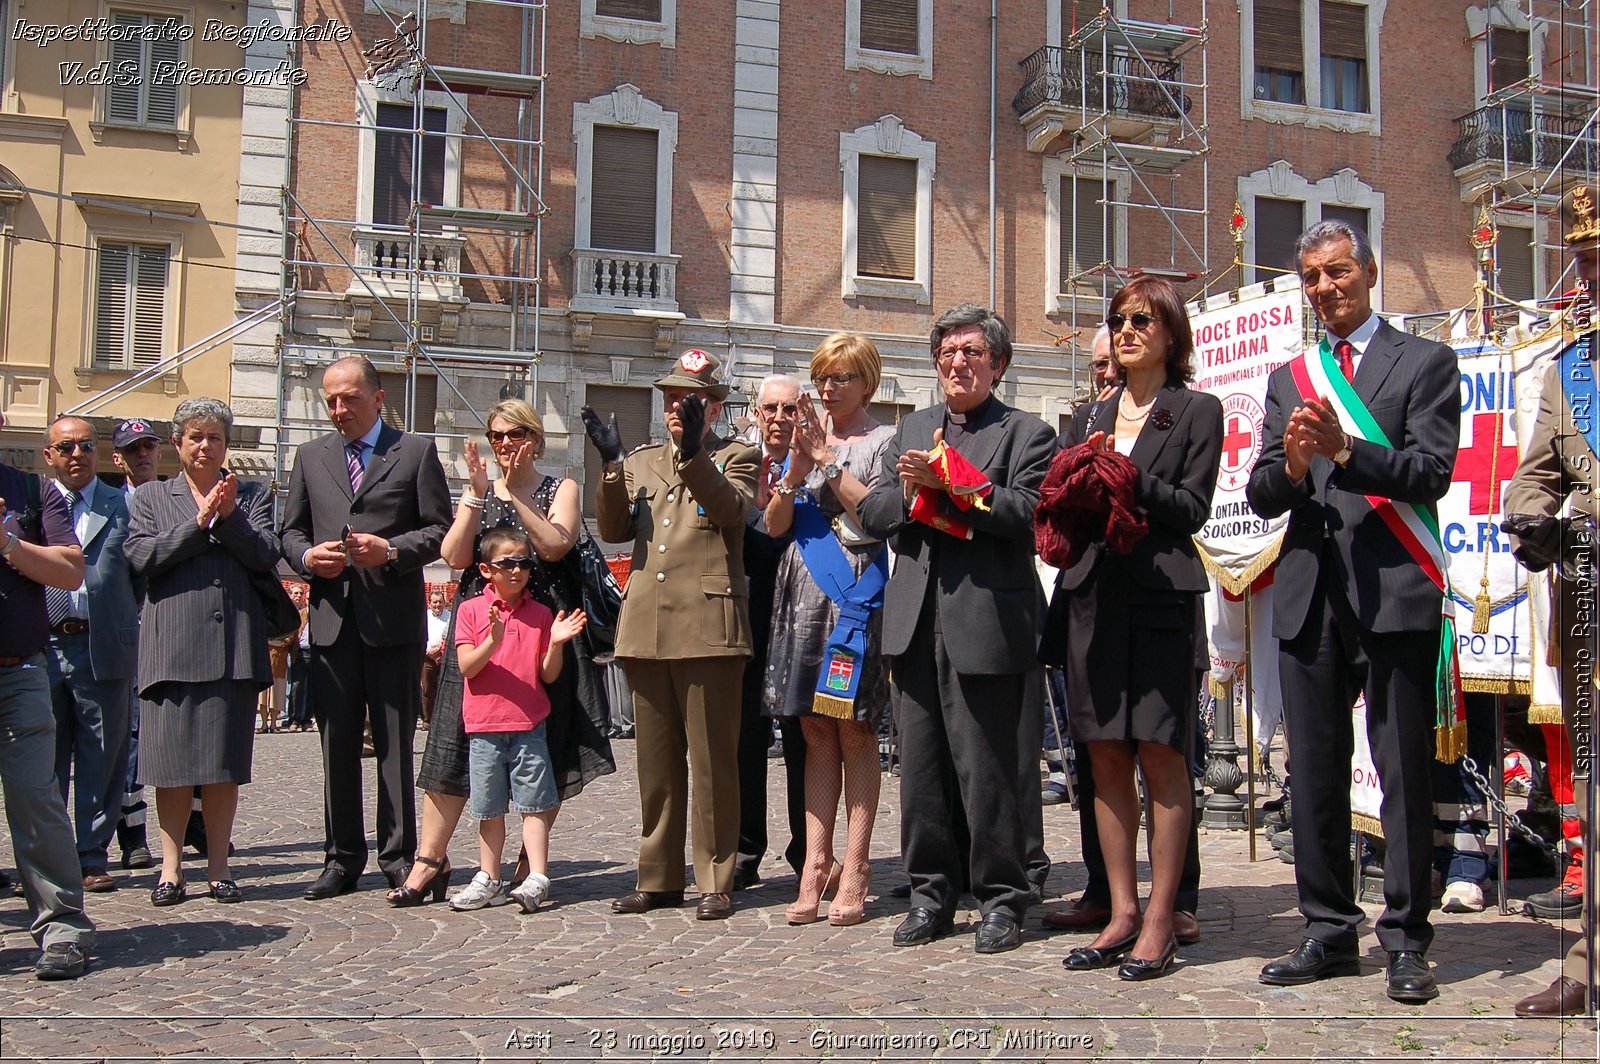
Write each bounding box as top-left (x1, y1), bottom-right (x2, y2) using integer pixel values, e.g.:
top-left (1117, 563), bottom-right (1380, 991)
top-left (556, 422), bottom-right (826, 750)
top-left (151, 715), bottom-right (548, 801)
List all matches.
top-left (583, 348), bottom-right (760, 920)
top-left (110, 420), bottom-right (161, 490)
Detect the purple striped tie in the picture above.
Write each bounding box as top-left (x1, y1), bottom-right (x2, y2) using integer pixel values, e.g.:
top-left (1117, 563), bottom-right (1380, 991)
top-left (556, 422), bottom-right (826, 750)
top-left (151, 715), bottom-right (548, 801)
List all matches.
top-left (347, 440), bottom-right (367, 493)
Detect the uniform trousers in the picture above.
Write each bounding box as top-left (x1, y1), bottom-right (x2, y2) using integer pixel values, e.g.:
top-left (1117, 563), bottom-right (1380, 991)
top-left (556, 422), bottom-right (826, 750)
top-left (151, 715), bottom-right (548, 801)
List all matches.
top-left (1278, 572), bottom-right (1438, 954)
top-left (623, 656), bottom-right (745, 894)
top-left (894, 605), bottom-right (1034, 923)
top-left (310, 624), bottom-right (421, 881)
top-left (1557, 574), bottom-right (1596, 985)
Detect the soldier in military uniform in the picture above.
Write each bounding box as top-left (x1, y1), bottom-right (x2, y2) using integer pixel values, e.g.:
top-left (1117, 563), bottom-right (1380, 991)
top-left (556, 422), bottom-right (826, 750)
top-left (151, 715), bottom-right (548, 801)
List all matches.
top-left (582, 349), bottom-right (760, 921)
top-left (1503, 182), bottom-right (1600, 1019)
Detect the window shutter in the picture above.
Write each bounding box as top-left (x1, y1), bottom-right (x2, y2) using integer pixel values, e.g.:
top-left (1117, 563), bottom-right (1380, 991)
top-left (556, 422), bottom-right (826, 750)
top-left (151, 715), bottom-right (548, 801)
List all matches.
top-left (1062, 177), bottom-right (1108, 288)
top-left (597, 0), bottom-right (662, 20)
top-left (145, 19), bottom-right (183, 126)
top-left (1064, 0), bottom-right (1104, 43)
top-left (857, 155), bottom-right (917, 280)
top-left (1255, 0), bottom-right (1304, 72)
top-left (1497, 226), bottom-right (1536, 303)
top-left (1319, 2), bottom-right (1366, 60)
top-left (1489, 27), bottom-right (1530, 94)
top-left (1321, 203), bottom-right (1370, 239)
top-left (583, 385), bottom-right (656, 541)
top-left (130, 245), bottom-right (169, 368)
top-left (1255, 197), bottom-right (1305, 279)
top-left (378, 371), bottom-right (439, 433)
top-left (106, 14), bottom-right (145, 124)
top-left (590, 126), bottom-right (659, 253)
top-left (93, 243), bottom-right (132, 369)
top-left (860, 0), bottom-right (920, 56)
top-left (373, 105), bottom-right (448, 228)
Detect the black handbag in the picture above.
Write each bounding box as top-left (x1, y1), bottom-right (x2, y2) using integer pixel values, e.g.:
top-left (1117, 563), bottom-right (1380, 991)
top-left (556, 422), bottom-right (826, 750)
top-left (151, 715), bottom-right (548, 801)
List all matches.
top-left (247, 568), bottom-right (301, 642)
top-left (572, 520), bottom-right (622, 654)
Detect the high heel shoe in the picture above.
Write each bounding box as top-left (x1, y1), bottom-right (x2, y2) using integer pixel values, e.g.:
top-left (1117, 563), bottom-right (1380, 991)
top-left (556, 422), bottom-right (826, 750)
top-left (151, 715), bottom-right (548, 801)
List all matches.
top-left (387, 856), bottom-right (452, 907)
top-left (786, 860), bottom-right (843, 925)
top-left (1117, 936), bottom-right (1179, 981)
top-left (827, 863), bottom-right (871, 926)
top-left (1062, 927), bottom-right (1142, 971)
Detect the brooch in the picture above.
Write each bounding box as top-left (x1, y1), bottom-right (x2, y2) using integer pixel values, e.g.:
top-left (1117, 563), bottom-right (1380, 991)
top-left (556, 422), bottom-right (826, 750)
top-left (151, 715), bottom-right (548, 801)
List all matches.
top-left (1151, 408), bottom-right (1174, 431)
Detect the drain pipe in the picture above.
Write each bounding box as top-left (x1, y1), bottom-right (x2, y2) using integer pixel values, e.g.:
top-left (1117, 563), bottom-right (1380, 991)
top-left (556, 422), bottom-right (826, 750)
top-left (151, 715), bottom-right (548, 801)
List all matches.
top-left (988, 0), bottom-right (998, 310)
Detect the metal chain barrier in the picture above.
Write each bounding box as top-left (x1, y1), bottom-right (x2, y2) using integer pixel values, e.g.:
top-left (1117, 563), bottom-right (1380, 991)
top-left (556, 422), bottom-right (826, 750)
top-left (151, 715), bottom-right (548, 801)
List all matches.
top-left (1459, 752), bottom-right (1564, 862)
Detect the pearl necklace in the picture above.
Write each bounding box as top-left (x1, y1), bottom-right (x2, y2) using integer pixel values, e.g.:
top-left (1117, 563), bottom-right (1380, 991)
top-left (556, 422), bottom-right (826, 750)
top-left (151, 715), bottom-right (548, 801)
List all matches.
top-left (1118, 393), bottom-right (1155, 422)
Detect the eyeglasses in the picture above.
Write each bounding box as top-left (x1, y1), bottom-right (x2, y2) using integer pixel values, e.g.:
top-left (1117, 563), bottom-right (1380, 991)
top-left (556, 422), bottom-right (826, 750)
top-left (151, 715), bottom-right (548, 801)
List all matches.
top-left (935, 345), bottom-right (991, 366)
top-left (1106, 312), bottom-right (1158, 332)
top-left (812, 372), bottom-right (860, 388)
top-left (50, 439), bottom-right (96, 456)
top-left (486, 428), bottom-right (531, 445)
top-left (486, 556), bottom-right (535, 572)
top-left (758, 402), bottom-right (799, 416)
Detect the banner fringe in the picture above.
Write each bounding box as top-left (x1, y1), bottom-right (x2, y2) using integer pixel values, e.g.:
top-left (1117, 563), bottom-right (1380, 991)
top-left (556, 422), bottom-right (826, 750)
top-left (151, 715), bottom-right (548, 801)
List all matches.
top-left (1196, 537), bottom-right (1284, 596)
top-left (811, 693), bottom-right (855, 720)
top-left (1351, 812), bottom-right (1385, 839)
top-left (1461, 676), bottom-right (1529, 694)
top-left (1528, 703), bottom-right (1565, 725)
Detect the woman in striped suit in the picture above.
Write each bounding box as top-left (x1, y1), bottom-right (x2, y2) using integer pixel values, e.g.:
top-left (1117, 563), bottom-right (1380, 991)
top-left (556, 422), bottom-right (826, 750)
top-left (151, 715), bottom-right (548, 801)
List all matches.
top-left (125, 398), bottom-right (281, 907)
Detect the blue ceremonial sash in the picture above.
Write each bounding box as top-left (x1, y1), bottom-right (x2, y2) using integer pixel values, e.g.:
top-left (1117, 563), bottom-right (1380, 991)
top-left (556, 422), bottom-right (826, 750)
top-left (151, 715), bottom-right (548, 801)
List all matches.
top-left (1559, 332), bottom-right (1599, 459)
top-left (793, 497), bottom-right (888, 720)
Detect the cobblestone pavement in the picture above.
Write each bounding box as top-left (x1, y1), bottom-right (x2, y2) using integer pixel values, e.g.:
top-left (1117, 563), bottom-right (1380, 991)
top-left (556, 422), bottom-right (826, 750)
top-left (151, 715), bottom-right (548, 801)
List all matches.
top-left (0, 731), bottom-right (1595, 1062)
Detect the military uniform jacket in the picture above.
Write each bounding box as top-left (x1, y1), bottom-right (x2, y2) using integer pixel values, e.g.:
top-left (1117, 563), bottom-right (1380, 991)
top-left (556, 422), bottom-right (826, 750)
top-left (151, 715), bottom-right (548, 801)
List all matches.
top-left (596, 434), bottom-right (760, 660)
top-left (1505, 351), bottom-right (1600, 525)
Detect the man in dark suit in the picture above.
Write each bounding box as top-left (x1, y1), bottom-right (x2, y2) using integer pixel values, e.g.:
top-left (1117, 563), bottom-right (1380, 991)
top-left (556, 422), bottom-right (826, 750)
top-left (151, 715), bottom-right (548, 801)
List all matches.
top-left (857, 304), bottom-right (1056, 954)
top-left (41, 417), bottom-right (139, 894)
top-left (281, 355), bottom-right (451, 897)
top-left (1247, 221), bottom-right (1459, 1003)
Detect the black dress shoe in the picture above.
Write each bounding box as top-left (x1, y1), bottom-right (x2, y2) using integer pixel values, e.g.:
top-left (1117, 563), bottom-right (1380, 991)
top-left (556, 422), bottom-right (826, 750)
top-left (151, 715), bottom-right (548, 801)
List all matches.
top-left (892, 906), bottom-right (954, 947)
top-left (1259, 938), bottom-right (1361, 986)
top-left (1063, 928), bottom-right (1140, 970)
top-left (611, 889), bottom-right (684, 914)
top-left (1386, 951), bottom-right (1439, 1003)
top-left (732, 867), bottom-right (762, 891)
top-left (974, 912), bottom-right (1022, 954)
top-left (1118, 936), bottom-right (1179, 981)
top-left (303, 867), bottom-right (358, 900)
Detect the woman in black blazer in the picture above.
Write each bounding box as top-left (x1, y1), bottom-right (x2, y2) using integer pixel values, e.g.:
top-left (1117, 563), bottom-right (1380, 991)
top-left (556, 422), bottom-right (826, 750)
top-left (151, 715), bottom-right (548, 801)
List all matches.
top-left (1042, 276), bottom-right (1222, 980)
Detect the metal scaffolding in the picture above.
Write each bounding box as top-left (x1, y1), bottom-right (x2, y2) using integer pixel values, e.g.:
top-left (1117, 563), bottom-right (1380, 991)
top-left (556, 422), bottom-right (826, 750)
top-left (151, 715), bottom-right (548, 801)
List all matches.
top-left (272, 0), bottom-right (549, 487)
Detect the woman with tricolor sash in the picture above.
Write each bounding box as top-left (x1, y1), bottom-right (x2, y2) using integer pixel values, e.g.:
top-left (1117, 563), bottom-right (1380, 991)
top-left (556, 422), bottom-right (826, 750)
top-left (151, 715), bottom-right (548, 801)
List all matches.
top-left (762, 333), bottom-right (896, 927)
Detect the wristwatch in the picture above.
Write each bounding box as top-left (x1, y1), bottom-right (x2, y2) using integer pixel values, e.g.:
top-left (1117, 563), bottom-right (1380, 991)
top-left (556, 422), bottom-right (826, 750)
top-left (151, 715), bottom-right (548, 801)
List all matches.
top-left (386, 545), bottom-right (399, 564)
top-left (0, 530), bottom-right (15, 559)
top-left (822, 462), bottom-right (843, 482)
top-left (1332, 436), bottom-right (1353, 467)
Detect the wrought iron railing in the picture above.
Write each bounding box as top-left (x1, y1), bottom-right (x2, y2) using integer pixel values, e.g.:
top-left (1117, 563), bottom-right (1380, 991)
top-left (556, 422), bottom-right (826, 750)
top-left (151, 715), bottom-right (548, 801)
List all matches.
top-left (1447, 104), bottom-right (1599, 171)
top-left (1012, 45), bottom-right (1191, 122)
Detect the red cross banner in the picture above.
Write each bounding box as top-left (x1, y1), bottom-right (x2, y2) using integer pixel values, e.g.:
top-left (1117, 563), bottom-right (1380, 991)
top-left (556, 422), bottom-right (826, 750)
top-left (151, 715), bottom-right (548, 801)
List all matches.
top-left (1187, 278), bottom-right (1305, 592)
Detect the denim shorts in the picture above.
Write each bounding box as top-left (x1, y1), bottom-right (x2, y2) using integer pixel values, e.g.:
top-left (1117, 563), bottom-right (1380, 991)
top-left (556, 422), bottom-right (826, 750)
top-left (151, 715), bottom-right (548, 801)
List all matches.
top-left (466, 724), bottom-right (558, 818)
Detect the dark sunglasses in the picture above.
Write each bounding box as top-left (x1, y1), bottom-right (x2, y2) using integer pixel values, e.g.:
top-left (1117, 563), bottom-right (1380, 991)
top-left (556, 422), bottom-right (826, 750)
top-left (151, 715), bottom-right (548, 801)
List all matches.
top-left (50, 439), bottom-right (96, 456)
top-left (486, 556), bottom-right (535, 572)
top-left (486, 428), bottom-right (531, 444)
top-left (1106, 312), bottom-right (1158, 332)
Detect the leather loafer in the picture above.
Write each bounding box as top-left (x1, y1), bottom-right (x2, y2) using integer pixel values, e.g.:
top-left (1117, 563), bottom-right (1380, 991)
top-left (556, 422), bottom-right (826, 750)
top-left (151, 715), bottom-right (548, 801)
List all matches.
top-left (302, 866), bottom-right (358, 900)
top-left (1259, 938), bottom-right (1361, 986)
top-left (1042, 896), bottom-right (1112, 931)
top-left (974, 912), bottom-right (1023, 954)
top-left (1385, 950), bottom-right (1439, 1003)
top-left (1063, 928), bottom-right (1140, 971)
top-left (892, 906), bottom-right (954, 947)
top-left (696, 892), bottom-right (733, 920)
top-left (81, 870), bottom-right (116, 894)
top-left (1514, 976), bottom-right (1586, 1018)
top-left (611, 889), bottom-right (684, 914)
top-left (1172, 909), bottom-right (1201, 946)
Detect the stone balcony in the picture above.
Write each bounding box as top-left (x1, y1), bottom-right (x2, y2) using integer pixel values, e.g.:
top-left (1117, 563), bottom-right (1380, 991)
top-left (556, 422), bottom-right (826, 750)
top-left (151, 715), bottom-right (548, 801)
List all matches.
top-left (345, 226), bottom-right (468, 303)
top-left (569, 247), bottom-right (681, 318)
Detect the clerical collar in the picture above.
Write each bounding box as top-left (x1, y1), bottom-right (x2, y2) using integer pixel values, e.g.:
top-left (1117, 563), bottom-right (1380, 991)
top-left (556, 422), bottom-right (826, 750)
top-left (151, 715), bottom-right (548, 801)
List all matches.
top-left (945, 394), bottom-right (995, 425)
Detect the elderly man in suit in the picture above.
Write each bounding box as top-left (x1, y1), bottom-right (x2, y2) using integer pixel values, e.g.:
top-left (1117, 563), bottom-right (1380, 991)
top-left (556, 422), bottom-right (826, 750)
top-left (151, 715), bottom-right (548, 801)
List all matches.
top-left (281, 355), bottom-right (451, 898)
top-left (857, 304), bottom-right (1056, 955)
top-left (1247, 221), bottom-right (1459, 1004)
top-left (41, 416), bottom-right (139, 894)
top-left (584, 348), bottom-right (760, 921)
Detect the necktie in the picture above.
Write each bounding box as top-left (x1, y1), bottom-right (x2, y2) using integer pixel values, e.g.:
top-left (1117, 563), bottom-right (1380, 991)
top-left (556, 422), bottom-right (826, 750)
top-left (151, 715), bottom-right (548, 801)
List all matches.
top-left (347, 440), bottom-right (367, 493)
top-left (45, 489), bottom-right (82, 625)
top-left (1336, 339), bottom-right (1355, 383)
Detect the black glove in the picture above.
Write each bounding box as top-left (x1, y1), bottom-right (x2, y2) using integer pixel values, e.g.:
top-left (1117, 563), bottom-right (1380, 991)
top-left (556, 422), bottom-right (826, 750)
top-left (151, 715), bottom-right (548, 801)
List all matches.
top-left (580, 406), bottom-right (624, 464)
top-left (1501, 512), bottom-right (1560, 572)
top-left (676, 394), bottom-right (706, 463)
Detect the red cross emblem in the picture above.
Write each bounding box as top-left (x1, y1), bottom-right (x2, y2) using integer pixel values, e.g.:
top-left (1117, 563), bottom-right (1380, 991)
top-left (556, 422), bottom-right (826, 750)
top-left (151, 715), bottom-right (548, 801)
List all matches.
top-left (1452, 411), bottom-right (1518, 515)
top-left (679, 349), bottom-right (710, 372)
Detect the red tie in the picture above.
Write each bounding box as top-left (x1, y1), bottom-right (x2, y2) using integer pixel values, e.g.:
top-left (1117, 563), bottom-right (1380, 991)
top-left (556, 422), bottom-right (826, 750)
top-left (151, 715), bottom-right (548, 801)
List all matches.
top-left (1336, 340), bottom-right (1355, 383)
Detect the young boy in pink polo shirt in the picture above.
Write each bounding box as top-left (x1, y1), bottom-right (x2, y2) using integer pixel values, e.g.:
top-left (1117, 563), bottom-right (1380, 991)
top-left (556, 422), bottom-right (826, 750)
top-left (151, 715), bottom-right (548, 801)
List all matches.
top-left (449, 527), bottom-right (586, 913)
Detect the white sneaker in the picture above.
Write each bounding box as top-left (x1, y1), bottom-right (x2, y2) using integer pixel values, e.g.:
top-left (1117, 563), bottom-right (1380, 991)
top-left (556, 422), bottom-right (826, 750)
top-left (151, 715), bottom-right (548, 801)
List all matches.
top-left (1440, 880), bottom-right (1485, 913)
top-left (450, 870), bottom-right (510, 911)
top-left (510, 872), bottom-right (551, 913)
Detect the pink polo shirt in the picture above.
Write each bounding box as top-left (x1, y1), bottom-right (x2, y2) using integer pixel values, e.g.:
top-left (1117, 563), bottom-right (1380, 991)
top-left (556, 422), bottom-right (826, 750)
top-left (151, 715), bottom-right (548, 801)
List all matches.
top-left (455, 590), bottom-right (554, 733)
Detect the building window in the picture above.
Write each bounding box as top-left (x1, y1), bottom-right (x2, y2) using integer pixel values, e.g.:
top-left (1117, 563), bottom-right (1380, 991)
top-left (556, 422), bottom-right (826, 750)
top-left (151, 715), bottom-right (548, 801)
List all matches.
top-left (1488, 26), bottom-right (1530, 95)
top-left (1319, 2), bottom-right (1368, 112)
top-left (840, 115), bottom-right (936, 304)
top-left (1255, 198), bottom-right (1305, 280)
top-left (584, 385), bottom-right (655, 536)
top-left (581, 0), bottom-right (676, 47)
top-left (1496, 224), bottom-right (1536, 303)
top-left (102, 10), bottom-right (184, 129)
top-left (92, 240), bottom-right (170, 371)
top-left (373, 104), bottom-right (447, 228)
top-left (845, 0), bottom-right (933, 79)
top-left (1241, 0), bottom-right (1386, 134)
top-left (590, 127), bottom-right (660, 252)
top-left (1043, 159), bottom-right (1128, 314)
top-left (1254, 0), bottom-right (1305, 105)
top-left (1238, 160), bottom-right (1385, 292)
top-left (377, 369), bottom-right (438, 433)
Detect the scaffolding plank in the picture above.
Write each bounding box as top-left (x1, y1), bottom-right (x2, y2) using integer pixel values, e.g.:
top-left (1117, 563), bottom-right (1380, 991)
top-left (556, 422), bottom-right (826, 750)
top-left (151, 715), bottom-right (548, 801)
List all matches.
top-left (423, 66), bottom-right (544, 98)
top-left (416, 204), bottom-right (542, 229)
top-left (1071, 16), bottom-right (1204, 58)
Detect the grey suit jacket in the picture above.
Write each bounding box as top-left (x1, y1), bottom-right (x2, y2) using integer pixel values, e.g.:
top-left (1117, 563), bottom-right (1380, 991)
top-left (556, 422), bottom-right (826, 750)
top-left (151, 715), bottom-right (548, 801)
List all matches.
top-left (124, 476), bottom-right (282, 690)
top-left (56, 478), bottom-right (140, 680)
top-left (279, 422), bottom-right (451, 648)
top-left (1246, 320), bottom-right (1459, 638)
top-left (856, 397), bottom-right (1056, 675)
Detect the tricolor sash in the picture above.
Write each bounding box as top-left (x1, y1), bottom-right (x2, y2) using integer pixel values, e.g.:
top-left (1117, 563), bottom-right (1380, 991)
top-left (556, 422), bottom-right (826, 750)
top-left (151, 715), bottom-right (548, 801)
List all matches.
top-left (793, 497), bottom-right (888, 720)
top-left (1558, 332), bottom-right (1598, 458)
top-left (1289, 339), bottom-right (1467, 761)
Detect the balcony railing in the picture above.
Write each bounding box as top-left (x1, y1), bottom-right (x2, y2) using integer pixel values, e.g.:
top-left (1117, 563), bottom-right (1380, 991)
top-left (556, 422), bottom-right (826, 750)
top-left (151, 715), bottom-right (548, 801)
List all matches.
top-left (348, 227), bottom-right (467, 302)
top-left (1013, 45), bottom-right (1191, 126)
top-left (569, 247), bottom-right (681, 316)
top-left (1447, 104), bottom-right (1599, 172)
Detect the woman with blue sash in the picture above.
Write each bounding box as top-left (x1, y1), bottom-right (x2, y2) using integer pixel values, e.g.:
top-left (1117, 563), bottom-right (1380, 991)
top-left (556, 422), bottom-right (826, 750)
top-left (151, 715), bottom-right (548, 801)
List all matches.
top-left (762, 333), bottom-right (896, 927)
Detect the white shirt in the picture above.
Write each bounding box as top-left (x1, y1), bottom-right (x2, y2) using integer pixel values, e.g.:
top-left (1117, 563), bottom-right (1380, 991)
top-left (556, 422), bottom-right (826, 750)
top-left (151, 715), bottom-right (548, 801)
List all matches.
top-left (350, 417), bottom-right (384, 470)
top-left (1327, 312), bottom-right (1383, 378)
top-left (425, 607), bottom-right (451, 649)
top-left (51, 476), bottom-right (98, 612)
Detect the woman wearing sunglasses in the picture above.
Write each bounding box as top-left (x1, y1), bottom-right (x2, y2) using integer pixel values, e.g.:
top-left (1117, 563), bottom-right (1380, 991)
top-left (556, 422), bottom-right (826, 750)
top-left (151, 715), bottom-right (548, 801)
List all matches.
top-left (1039, 275), bottom-right (1222, 980)
top-left (762, 332), bottom-right (897, 926)
top-left (389, 399), bottom-right (614, 907)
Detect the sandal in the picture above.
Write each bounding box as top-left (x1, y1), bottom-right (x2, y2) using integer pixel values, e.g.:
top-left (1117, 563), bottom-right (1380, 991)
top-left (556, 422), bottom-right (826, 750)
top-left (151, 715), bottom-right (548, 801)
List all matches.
top-left (387, 856), bottom-right (452, 907)
top-left (150, 880), bottom-right (186, 907)
top-left (207, 879), bottom-right (243, 903)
